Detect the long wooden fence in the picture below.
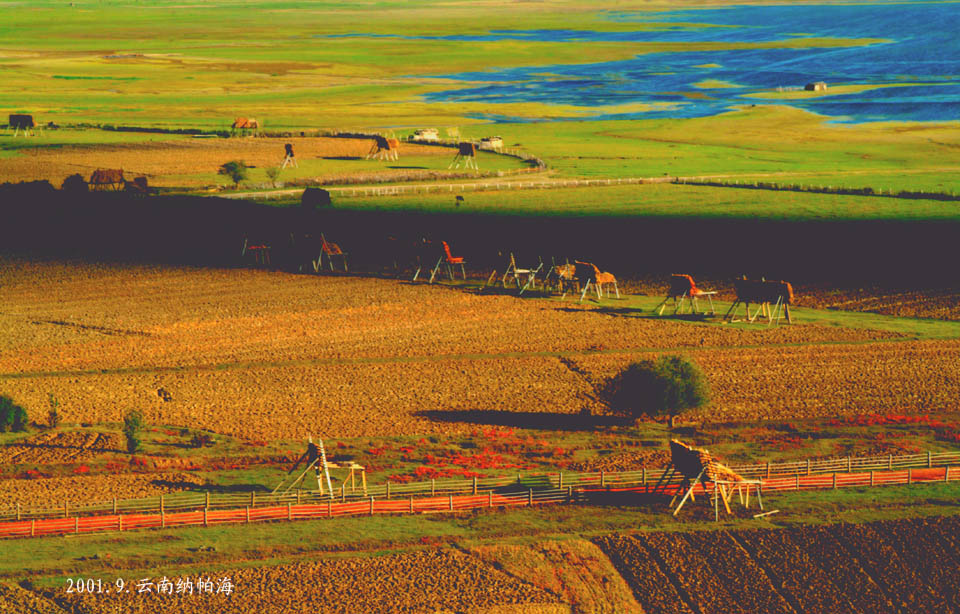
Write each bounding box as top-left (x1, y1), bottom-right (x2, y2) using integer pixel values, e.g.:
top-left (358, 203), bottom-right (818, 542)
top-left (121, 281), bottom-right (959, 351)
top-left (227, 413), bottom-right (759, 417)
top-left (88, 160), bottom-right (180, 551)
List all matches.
top-left (0, 465), bottom-right (955, 539)
top-left (1, 450), bottom-right (957, 527)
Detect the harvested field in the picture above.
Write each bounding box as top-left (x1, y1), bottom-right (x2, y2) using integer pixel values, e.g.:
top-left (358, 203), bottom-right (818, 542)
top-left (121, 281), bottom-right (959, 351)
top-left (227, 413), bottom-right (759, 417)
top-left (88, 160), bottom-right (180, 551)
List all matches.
top-left (568, 450), bottom-right (671, 472)
top-left (469, 539), bottom-right (641, 614)
top-left (0, 135), bottom-right (455, 188)
top-left (0, 431), bottom-right (123, 465)
top-left (55, 548), bottom-right (562, 614)
top-left (596, 517), bottom-right (960, 614)
top-left (2, 258), bottom-right (958, 439)
top-left (0, 472), bottom-right (205, 510)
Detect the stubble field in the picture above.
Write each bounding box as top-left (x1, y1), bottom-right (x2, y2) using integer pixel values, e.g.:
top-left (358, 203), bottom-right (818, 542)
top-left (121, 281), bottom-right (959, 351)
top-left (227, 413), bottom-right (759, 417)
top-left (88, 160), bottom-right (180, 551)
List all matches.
top-left (2, 257), bottom-right (959, 441)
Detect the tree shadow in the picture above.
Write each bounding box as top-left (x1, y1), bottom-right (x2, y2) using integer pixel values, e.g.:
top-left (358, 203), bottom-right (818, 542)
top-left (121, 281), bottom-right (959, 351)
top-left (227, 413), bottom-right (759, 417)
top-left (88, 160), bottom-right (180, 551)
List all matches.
top-left (416, 409), bottom-right (630, 431)
top-left (387, 165), bottom-right (428, 170)
top-left (320, 156), bottom-right (362, 160)
top-left (150, 480), bottom-right (271, 493)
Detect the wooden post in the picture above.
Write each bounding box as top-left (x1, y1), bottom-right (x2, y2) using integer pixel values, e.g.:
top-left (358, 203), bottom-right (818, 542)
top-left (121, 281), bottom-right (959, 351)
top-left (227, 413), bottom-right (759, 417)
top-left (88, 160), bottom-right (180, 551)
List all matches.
top-left (287, 502), bottom-right (292, 520)
top-left (806, 459), bottom-right (811, 476)
top-left (766, 462), bottom-right (771, 479)
top-left (245, 506), bottom-right (250, 523)
top-left (387, 482), bottom-right (391, 500)
top-left (31, 519), bottom-right (35, 537)
top-left (203, 508), bottom-right (208, 527)
top-left (409, 497), bottom-right (414, 513)
top-left (75, 517), bottom-right (79, 534)
top-left (297, 489), bottom-right (302, 505)
top-left (205, 491), bottom-right (210, 510)
top-left (449, 494), bottom-right (454, 511)
top-left (160, 495), bottom-right (164, 515)
top-left (118, 516), bottom-right (122, 531)
top-left (870, 471), bottom-right (875, 487)
top-left (328, 500), bottom-right (333, 517)
top-left (431, 479), bottom-right (436, 496)
top-left (113, 498), bottom-right (117, 514)
top-left (908, 469), bottom-right (913, 485)
top-left (341, 484), bottom-right (346, 503)
top-left (888, 454), bottom-right (893, 470)
top-left (251, 491), bottom-right (256, 508)
top-left (928, 451), bottom-right (933, 468)
top-left (558, 473), bottom-right (563, 490)
top-left (161, 509), bottom-right (165, 528)
top-left (795, 474), bottom-right (800, 490)
top-left (832, 473), bottom-right (837, 489)
top-left (528, 488), bottom-right (533, 506)
top-left (567, 485), bottom-right (573, 502)
top-left (945, 467), bottom-right (951, 483)
top-left (369, 497), bottom-right (374, 516)
top-left (472, 476), bottom-right (478, 495)
top-left (642, 467), bottom-right (646, 485)
top-left (16, 503), bottom-right (20, 521)
top-left (847, 456), bottom-right (852, 472)
top-left (600, 471), bottom-right (605, 488)
top-left (488, 491), bottom-right (493, 508)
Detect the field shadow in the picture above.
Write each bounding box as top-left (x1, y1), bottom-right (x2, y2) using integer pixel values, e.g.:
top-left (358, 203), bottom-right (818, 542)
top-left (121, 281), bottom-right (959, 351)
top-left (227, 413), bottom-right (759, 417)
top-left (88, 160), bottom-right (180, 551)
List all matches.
top-left (387, 165), bottom-right (428, 170)
top-left (417, 409), bottom-right (630, 431)
top-left (320, 156), bottom-right (362, 160)
top-left (151, 480), bottom-right (271, 493)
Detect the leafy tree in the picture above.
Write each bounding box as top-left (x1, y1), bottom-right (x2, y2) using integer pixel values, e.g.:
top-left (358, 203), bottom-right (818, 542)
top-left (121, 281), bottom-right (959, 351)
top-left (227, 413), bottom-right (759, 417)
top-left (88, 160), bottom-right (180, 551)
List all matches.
top-left (122, 409), bottom-right (145, 453)
top-left (265, 166), bottom-right (282, 187)
top-left (0, 395), bottom-right (29, 432)
top-left (218, 160), bottom-right (248, 187)
top-left (601, 355), bottom-right (710, 428)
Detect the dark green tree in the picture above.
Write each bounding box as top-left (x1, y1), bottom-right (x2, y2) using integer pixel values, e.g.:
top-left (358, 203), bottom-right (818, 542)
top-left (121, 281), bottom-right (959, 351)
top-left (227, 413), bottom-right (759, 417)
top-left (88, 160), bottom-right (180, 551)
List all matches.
top-left (217, 160), bottom-right (248, 187)
top-left (0, 395), bottom-right (29, 432)
top-left (602, 355), bottom-right (710, 428)
top-left (122, 409), bottom-right (145, 453)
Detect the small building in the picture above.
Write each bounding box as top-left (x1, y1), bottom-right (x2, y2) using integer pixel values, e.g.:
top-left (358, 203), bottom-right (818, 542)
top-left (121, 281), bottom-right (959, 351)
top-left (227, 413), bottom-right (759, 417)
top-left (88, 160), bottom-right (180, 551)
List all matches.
top-left (804, 82), bottom-right (828, 92)
top-left (479, 136), bottom-right (503, 151)
top-left (411, 128), bottom-right (440, 142)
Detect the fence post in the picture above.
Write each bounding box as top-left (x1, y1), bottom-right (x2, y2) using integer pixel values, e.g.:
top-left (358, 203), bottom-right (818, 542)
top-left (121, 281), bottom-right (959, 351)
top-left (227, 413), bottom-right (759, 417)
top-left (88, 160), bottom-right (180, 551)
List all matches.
top-left (297, 489), bottom-right (302, 505)
top-left (908, 469), bottom-right (913, 485)
top-left (558, 473), bottom-right (563, 489)
top-left (370, 497), bottom-right (374, 516)
top-left (387, 482), bottom-right (391, 500)
top-left (832, 473), bottom-right (837, 489)
top-left (528, 488), bottom-right (533, 506)
top-left (203, 508), bottom-right (208, 527)
top-left (118, 516), bottom-right (122, 532)
top-left (642, 467), bottom-right (646, 485)
top-left (870, 471), bottom-right (875, 487)
top-left (946, 467), bottom-right (951, 483)
top-left (328, 499), bottom-right (333, 517)
top-left (888, 454), bottom-right (893, 470)
top-left (766, 462), bottom-right (771, 479)
top-left (31, 519), bottom-right (35, 537)
top-left (64, 502), bottom-right (68, 519)
top-left (251, 491), bottom-right (256, 508)
top-left (410, 496), bottom-right (414, 513)
top-left (341, 484), bottom-right (346, 503)
top-left (567, 485), bottom-right (573, 502)
top-left (928, 451), bottom-right (933, 468)
top-left (473, 476), bottom-right (478, 495)
top-left (161, 508), bottom-right (165, 528)
top-left (431, 479), bottom-right (436, 496)
top-left (806, 459), bottom-right (811, 476)
top-left (795, 474), bottom-right (800, 490)
top-left (16, 503), bottom-right (20, 521)
top-left (847, 456), bottom-right (852, 473)
top-left (75, 517), bottom-right (79, 534)
top-left (205, 492), bottom-right (210, 510)
top-left (287, 502), bottom-right (292, 521)
top-left (488, 491), bottom-right (493, 508)
top-left (160, 494), bottom-right (164, 515)
top-left (600, 471), bottom-right (605, 488)
top-left (449, 494), bottom-right (453, 511)
top-left (245, 506), bottom-right (250, 523)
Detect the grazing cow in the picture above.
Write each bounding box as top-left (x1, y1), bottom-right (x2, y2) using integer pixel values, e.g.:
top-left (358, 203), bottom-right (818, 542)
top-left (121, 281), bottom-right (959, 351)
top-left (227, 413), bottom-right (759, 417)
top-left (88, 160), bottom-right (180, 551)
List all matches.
top-left (89, 169), bottom-right (125, 191)
top-left (9, 114), bottom-right (35, 136)
top-left (726, 277), bottom-right (794, 324)
top-left (449, 142), bottom-right (479, 170)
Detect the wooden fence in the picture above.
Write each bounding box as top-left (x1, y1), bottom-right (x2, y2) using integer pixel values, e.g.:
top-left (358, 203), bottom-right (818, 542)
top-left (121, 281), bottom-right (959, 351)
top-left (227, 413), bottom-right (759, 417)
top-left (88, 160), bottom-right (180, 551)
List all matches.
top-left (1, 450), bottom-right (957, 524)
top-left (0, 465), bottom-right (955, 539)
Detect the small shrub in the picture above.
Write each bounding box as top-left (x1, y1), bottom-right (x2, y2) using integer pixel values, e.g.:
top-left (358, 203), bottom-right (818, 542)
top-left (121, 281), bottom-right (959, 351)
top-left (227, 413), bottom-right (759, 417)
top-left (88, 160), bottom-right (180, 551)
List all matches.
top-left (0, 395), bottom-right (29, 433)
top-left (122, 410), bottom-right (145, 453)
top-left (47, 393), bottom-right (61, 429)
top-left (190, 432), bottom-right (214, 448)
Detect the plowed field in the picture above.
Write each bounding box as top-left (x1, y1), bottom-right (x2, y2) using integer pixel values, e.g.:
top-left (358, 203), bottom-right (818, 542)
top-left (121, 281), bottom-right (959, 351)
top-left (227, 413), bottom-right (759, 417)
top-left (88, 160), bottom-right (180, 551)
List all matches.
top-left (2, 257), bottom-right (958, 439)
top-left (0, 472), bottom-right (205, 510)
top-left (0, 431), bottom-right (123, 465)
top-left (54, 549), bottom-right (561, 614)
top-left (0, 135), bottom-right (454, 188)
top-left (596, 516), bottom-right (960, 614)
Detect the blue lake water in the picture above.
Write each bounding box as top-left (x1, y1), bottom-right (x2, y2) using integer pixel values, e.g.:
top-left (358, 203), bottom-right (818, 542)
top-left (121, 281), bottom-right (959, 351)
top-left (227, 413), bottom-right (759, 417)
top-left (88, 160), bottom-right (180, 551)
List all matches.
top-left (401, 2), bottom-right (960, 123)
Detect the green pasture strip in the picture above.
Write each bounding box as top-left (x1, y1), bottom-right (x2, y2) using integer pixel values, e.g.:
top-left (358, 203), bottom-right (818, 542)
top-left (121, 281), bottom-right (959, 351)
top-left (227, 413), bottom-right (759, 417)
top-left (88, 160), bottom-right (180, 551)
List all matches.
top-left (11, 480), bottom-right (960, 585)
top-left (318, 182), bottom-right (960, 222)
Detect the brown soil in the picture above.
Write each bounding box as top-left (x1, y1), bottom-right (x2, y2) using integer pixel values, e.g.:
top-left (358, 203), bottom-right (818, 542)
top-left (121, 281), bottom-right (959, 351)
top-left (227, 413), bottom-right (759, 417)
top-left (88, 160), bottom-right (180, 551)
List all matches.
top-left (0, 472), bottom-right (205, 510)
top-left (0, 431), bottom-right (124, 465)
top-left (0, 136), bottom-right (450, 188)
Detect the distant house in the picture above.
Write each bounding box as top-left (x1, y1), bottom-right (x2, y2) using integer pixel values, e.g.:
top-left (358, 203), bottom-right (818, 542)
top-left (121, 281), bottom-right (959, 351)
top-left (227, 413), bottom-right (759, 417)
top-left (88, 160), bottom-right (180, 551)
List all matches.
top-left (411, 128), bottom-right (440, 142)
top-left (804, 82), bottom-right (828, 92)
top-left (479, 136), bottom-right (503, 151)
